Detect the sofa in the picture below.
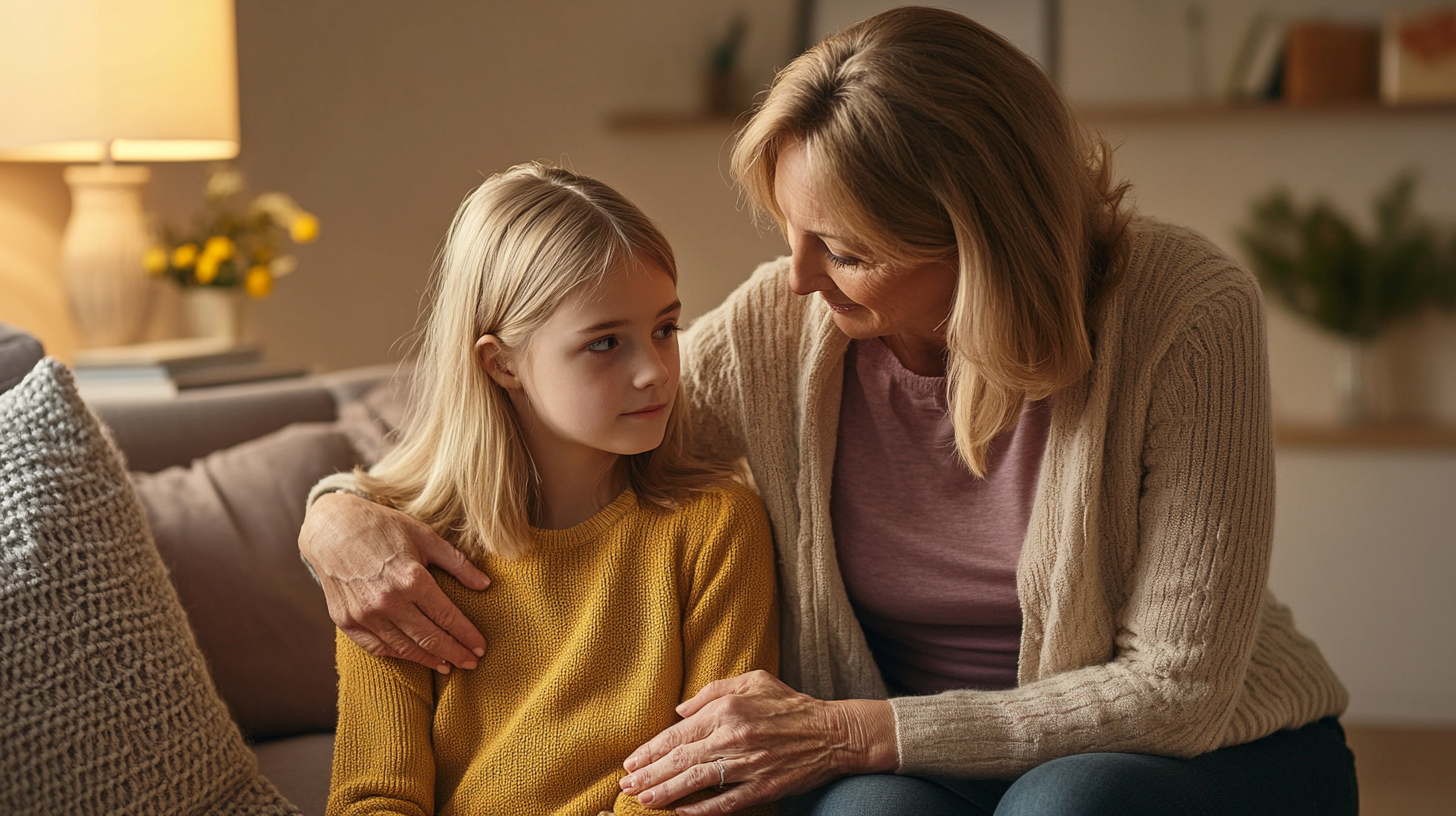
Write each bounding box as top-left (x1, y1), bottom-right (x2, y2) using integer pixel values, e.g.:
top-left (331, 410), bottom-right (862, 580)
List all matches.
top-left (1, 323), bottom-right (405, 816)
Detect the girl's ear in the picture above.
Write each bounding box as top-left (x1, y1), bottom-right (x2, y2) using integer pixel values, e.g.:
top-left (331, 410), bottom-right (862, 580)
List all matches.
top-left (475, 335), bottom-right (521, 390)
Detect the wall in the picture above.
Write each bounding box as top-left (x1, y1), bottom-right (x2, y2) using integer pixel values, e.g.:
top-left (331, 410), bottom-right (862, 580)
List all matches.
top-left (0, 0), bottom-right (796, 369)
top-left (1063, 0), bottom-right (1456, 725)
top-left (1, 0), bottom-right (1452, 724)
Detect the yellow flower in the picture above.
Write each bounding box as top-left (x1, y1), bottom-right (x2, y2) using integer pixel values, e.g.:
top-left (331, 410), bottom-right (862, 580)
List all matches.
top-left (244, 265), bottom-right (273, 298)
top-left (289, 213), bottom-right (319, 243)
top-left (203, 235), bottom-right (235, 260)
top-left (171, 243), bottom-right (199, 268)
top-left (143, 247), bottom-right (169, 275)
top-left (195, 253), bottom-right (221, 284)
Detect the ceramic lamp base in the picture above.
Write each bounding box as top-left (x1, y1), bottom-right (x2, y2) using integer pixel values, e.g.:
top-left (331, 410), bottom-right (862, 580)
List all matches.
top-left (61, 165), bottom-right (155, 348)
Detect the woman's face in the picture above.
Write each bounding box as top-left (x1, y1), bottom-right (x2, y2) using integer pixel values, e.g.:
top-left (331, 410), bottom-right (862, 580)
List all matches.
top-left (773, 140), bottom-right (958, 344)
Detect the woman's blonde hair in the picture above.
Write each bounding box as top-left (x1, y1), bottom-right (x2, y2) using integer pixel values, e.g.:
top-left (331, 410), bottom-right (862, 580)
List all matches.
top-left (731, 6), bottom-right (1132, 476)
top-left (359, 162), bottom-right (733, 559)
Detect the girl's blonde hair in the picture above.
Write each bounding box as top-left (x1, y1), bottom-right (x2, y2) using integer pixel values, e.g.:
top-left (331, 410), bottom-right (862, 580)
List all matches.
top-left (360, 162), bottom-right (734, 559)
top-left (731, 6), bottom-right (1132, 476)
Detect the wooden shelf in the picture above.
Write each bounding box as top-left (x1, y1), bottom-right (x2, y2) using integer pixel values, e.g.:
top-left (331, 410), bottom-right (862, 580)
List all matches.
top-left (1076, 99), bottom-right (1456, 124)
top-left (1275, 422), bottom-right (1456, 450)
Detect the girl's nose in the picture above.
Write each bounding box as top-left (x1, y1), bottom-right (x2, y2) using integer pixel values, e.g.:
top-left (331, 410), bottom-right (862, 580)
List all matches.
top-left (634, 343), bottom-right (672, 389)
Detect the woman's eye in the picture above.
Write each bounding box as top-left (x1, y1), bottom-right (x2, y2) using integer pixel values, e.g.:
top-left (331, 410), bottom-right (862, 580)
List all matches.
top-left (827, 249), bottom-right (862, 269)
top-left (586, 336), bottom-right (617, 352)
top-left (654, 322), bottom-right (681, 340)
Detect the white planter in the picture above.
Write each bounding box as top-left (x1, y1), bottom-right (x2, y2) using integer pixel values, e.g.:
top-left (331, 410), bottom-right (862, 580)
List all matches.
top-left (182, 287), bottom-right (241, 342)
top-left (1334, 338), bottom-right (1374, 425)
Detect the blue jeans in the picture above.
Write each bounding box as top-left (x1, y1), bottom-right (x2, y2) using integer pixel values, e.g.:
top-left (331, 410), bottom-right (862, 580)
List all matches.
top-left (780, 717), bottom-right (1357, 816)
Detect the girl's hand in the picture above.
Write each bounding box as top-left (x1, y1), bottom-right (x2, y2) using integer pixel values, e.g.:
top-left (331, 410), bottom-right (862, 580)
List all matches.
top-left (618, 671), bottom-right (897, 815)
top-left (299, 491), bottom-right (490, 672)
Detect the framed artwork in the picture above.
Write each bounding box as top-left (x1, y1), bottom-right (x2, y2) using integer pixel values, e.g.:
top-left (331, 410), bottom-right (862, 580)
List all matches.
top-left (796, 0), bottom-right (1058, 77)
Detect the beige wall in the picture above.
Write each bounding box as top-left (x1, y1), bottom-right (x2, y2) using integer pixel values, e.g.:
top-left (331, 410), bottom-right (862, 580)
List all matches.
top-left (4, 0), bottom-right (1453, 422)
top-left (1, 0), bottom-right (794, 368)
top-left (3, 0), bottom-right (1454, 725)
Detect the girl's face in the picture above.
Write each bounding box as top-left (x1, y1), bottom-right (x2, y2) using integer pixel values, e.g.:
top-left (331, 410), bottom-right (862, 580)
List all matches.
top-left (773, 140), bottom-right (958, 343)
top-left (496, 262), bottom-right (682, 465)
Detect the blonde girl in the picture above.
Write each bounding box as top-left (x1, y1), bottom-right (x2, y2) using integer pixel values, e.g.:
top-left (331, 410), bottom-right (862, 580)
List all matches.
top-left (321, 162), bottom-right (777, 816)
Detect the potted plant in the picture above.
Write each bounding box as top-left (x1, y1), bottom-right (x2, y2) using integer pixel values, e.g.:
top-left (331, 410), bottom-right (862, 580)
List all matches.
top-left (1238, 173), bottom-right (1456, 423)
top-left (145, 165), bottom-right (319, 341)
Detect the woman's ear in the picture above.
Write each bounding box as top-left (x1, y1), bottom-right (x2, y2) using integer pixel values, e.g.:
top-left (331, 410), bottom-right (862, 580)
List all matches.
top-left (475, 335), bottom-right (521, 390)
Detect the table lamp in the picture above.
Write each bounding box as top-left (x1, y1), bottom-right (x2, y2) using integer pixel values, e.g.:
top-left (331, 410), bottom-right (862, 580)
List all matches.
top-left (0, 0), bottom-right (239, 348)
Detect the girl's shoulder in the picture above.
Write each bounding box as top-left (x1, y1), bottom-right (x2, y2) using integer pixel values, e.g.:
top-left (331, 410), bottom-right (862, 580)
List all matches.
top-left (668, 481), bottom-right (771, 532)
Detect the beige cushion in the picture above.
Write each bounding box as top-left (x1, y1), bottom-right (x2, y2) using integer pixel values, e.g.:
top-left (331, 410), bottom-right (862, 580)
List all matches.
top-left (0, 359), bottom-right (298, 815)
top-left (133, 422), bottom-right (362, 740)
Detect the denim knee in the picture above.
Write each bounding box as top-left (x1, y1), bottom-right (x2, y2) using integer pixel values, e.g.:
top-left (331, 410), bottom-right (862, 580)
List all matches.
top-left (781, 773), bottom-right (982, 816)
top-left (994, 752), bottom-right (1186, 816)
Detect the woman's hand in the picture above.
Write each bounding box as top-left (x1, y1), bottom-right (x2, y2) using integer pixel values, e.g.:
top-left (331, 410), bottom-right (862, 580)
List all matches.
top-left (618, 671), bottom-right (897, 815)
top-left (298, 491), bottom-right (490, 673)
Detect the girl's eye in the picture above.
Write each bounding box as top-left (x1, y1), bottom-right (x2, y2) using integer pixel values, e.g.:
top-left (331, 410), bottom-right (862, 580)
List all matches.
top-left (586, 336), bottom-right (617, 352)
top-left (653, 322), bottom-right (681, 340)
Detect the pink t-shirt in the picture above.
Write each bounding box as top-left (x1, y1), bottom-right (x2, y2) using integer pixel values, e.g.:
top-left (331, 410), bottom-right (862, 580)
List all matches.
top-left (831, 338), bottom-right (1051, 694)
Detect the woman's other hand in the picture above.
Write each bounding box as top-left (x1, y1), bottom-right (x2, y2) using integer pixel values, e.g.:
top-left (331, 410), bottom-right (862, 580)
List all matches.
top-left (299, 491), bottom-right (489, 672)
top-left (618, 670), bottom-right (897, 814)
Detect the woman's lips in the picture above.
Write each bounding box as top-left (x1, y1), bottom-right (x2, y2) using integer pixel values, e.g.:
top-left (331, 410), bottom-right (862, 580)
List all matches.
top-left (820, 292), bottom-right (858, 314)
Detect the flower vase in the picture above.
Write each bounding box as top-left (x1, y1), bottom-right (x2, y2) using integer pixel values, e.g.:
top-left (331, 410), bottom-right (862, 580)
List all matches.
top-left (182, 287), bottom-right (241, 342)
top-left (1334, 338), bottom-right (1374, 425)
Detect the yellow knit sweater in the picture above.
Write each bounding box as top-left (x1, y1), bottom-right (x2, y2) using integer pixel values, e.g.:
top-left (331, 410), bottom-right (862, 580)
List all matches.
top-left (326, 485), bottom-right (779, 816)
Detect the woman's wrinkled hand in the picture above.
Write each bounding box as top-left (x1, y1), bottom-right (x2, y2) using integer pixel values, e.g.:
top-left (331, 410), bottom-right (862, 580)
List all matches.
top-left (298, 491), bottom-right (490, 672)
top-left (617, 670), bottom-right (897, 815)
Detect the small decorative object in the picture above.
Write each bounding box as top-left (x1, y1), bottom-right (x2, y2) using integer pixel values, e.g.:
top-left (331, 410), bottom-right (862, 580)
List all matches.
top-left (1381, 5), bottom-right (1456, 104)
top-left (146, 165), bottom-right (318, 340)
top-left (1238, 174), bottom-right (1456, 423)
top-left (706, 14), bottom-right (749, 116)
top-left (1283, 21), bottom-right (1379, 106)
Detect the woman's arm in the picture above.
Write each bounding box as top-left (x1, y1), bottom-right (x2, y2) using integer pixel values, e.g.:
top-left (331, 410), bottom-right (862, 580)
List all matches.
top-left (326, 629), bottom-right (438, 816)
top-left (299, 489), bottom-right (489, 671)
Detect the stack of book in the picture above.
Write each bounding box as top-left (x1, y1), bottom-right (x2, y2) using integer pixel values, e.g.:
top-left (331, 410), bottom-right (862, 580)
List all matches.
top-left (72, 338), bottom-right (306, 403)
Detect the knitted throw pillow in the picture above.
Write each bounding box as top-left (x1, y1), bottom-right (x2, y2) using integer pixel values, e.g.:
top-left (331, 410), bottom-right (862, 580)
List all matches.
top-left (0, 359), bottom-right (299, 816)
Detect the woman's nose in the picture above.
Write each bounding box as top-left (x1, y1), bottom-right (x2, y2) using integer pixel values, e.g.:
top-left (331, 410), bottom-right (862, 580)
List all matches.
top-left (787, 241), bottom-right (830, 297)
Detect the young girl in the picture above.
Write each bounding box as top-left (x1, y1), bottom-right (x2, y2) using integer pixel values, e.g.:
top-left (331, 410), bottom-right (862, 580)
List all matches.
top-left (323, 163), bottom-right (778, 816)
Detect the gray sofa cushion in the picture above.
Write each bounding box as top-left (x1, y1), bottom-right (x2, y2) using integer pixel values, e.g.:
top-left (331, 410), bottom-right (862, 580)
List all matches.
top-left (0, 359), bottom-right (299, 815)
top-left (253, 734), bottom-right (335, 816)
top-left (132, 422), bottom-right (361, 740)
top-left (0, 323), bottom-right (44, 394)
top-left (94, 378), bottom-right (338, 473)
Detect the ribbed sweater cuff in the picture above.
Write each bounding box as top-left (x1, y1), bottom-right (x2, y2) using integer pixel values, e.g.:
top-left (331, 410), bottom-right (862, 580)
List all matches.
top-left (888, 693), bottom-right (1025, 779)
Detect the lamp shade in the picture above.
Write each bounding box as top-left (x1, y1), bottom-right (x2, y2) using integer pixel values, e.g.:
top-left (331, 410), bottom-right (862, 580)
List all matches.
top-left (0, 0), bottom-right (239, 162)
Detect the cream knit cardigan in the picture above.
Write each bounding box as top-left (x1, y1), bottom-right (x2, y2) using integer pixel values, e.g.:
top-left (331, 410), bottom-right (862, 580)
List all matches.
top-left (677, 217), bottom-right (1346, 779)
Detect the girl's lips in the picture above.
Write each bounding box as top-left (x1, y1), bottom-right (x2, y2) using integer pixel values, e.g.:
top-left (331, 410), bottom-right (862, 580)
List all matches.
top-left (820, 292), bottom-right (858, 314)
top-left (624, 404), bottom-right (667, 418)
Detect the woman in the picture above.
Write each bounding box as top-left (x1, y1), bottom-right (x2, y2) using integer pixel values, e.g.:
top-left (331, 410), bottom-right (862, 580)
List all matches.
top-left (299, 8), bottom-right (1356, 815)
